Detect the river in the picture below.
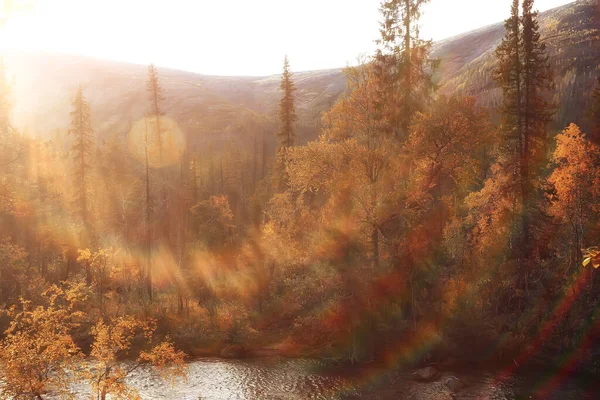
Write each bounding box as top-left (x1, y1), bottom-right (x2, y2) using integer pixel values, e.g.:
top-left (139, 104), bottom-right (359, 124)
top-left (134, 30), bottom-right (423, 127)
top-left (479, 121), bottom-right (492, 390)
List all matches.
top-left (57, 357), bottom-right (600, 399)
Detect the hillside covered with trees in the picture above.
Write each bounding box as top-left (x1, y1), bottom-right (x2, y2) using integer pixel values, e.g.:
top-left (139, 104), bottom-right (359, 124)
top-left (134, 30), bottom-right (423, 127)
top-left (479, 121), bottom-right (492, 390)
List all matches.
top-left (4, 1), bottom-right (600, 147)
top-left (1, 0), bottom-right (600, 398)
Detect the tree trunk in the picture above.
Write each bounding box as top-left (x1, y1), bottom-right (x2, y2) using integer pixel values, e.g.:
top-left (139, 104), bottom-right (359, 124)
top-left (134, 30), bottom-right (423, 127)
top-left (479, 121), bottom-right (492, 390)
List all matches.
top-left (371, 227), bottom-right (379, 268)
top-left (145, 117), bottom-right (153, 302)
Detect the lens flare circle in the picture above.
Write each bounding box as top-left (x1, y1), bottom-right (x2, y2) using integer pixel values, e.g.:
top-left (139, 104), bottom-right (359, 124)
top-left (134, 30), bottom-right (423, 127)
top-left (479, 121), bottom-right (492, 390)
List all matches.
top-left (127, 116), bottom-right (185, 168)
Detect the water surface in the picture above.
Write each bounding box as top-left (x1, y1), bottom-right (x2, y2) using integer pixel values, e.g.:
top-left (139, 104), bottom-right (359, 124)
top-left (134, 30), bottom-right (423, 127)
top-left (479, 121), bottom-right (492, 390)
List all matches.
top-left (59, 358), bottom-right (600, 399)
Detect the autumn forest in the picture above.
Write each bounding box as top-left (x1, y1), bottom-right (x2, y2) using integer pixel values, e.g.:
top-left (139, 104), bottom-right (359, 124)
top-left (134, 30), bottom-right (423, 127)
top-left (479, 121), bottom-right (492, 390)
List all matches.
top-left (2, 0), bottom-right (600, 399)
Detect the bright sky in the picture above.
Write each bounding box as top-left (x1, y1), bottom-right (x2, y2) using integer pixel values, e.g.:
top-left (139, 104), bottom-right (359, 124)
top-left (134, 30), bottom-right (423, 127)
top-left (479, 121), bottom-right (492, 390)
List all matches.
top-left (0, 0), bottom-right (573, 76)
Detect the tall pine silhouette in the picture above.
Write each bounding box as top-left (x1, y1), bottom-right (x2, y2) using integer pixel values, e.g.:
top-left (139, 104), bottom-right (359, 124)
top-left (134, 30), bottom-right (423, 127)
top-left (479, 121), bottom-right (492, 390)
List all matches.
top-left (494, 0), bottom-right (554, 258)
top-left (143, 116), bottom-right (153, 302)
top-left (68, 86), bottom-right (94, 228)
top-left (375, 0), bottom-right (432, 141)
top-left (278, 56), bottom-right (296, 149)
top-left (494, 0), bottom-right (523, 162)
top-left (147, 64), bottom-right (164, 162)
top-left (521, 0), bottom-right (555, 251)
top-left (275, 56), bottom-right (296, 190)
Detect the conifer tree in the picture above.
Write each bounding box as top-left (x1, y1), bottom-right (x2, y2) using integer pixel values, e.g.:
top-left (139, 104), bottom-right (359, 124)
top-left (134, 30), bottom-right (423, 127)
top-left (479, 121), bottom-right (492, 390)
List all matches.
top-left (494, 0), bottom-right (523, 162)
top-left (68, 86), bottom-right (94, 226)
top-left (521, 0), bottom-right (555, 249)
top-left (494, 0), bottom-right (555, 264)
top-left (143, 117), bottom-right (153, 302)
top-left (147, 64), bottom-right (164, 162)
top-left (146, 64), bottom-right (170, 254)
top-left (494, 1), bottom-right (526, 253)
top-left (275, 56), bottom-right (297, 190)
top-left (375, 0), bottom-right (432, 141)
top-left (278, 56), bottom-right (296, 149)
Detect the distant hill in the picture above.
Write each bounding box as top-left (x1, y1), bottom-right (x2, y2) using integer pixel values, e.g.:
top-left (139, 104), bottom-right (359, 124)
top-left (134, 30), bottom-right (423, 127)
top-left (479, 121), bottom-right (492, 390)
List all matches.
top-left (4, 0), bottom-right (599, 149)
top-left (5, 52), bottom-right (346, 149)
top-left (431, 0), bottom-right (600, 132)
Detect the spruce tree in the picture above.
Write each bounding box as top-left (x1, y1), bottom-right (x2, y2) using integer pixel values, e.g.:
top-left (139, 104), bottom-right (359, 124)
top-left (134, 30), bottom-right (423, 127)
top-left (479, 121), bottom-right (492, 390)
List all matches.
top-left (375, 0), bottom-right (432, 141)
top-left (521, 0), bottom-right (555, 249)
top-left (494, 0), bottom-right (523, 162)
top-left (278, 56), bottom-right (296, 149)
top-left (143, 117), bottom-right (153, 302)
top-left (494, 0), bottom-right (555, 260)
top-left (146, 64), bottom-right (168, 259)
top-left (146, 64), bottom-right (164, 162)
top-left (275, 56), bottom-right (297, 190)
top-left (68, 86), bottom-right (94, 227)
top-left (494, 0), bottom-right (527, 257)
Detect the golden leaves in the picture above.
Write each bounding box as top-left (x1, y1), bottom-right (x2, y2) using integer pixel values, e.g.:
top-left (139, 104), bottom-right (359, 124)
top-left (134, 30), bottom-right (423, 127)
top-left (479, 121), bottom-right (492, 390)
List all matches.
top-left (549, 124), bottom-right (600, 240)
top-left (0, 282), bottom-right (187, 400)
top-left (0, 285), bottom-right (84, 400)
top-left (138, 337), bottom-right (187, 385)
top-left (87, 316), bottom-right (186, 400)
top-left (582, 247), bottom-right (600, 269)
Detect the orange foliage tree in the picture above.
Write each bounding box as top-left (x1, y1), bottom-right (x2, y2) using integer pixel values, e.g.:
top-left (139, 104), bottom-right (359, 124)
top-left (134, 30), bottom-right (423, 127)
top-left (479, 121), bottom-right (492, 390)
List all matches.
top-left (76, 247), bottom-right (119, 313)
top-left (85, 316), bottom-right (187, 400)
top-left (320, 61), bottom-right (394, 268)
top-left (548, 123), bottom-right (600, 266)
top-left (0, 283), bottom-right (88, 400)
top-left (408, 95), bottom-right (493, 236)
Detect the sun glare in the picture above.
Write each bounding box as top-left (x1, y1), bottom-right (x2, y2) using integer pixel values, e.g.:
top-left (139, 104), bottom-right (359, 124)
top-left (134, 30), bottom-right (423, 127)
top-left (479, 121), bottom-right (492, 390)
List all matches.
top-left (0, 0), bottom-right (599, 398)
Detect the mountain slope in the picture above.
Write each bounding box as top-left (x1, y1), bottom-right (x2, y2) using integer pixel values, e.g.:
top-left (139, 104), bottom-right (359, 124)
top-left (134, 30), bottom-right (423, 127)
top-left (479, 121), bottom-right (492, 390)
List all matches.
top-left (7, 53), bottom-right (346, 148)
top-left (431, 0), bottom-right (600, 131)
top-left (4, 0), bottom-right (599, 148)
